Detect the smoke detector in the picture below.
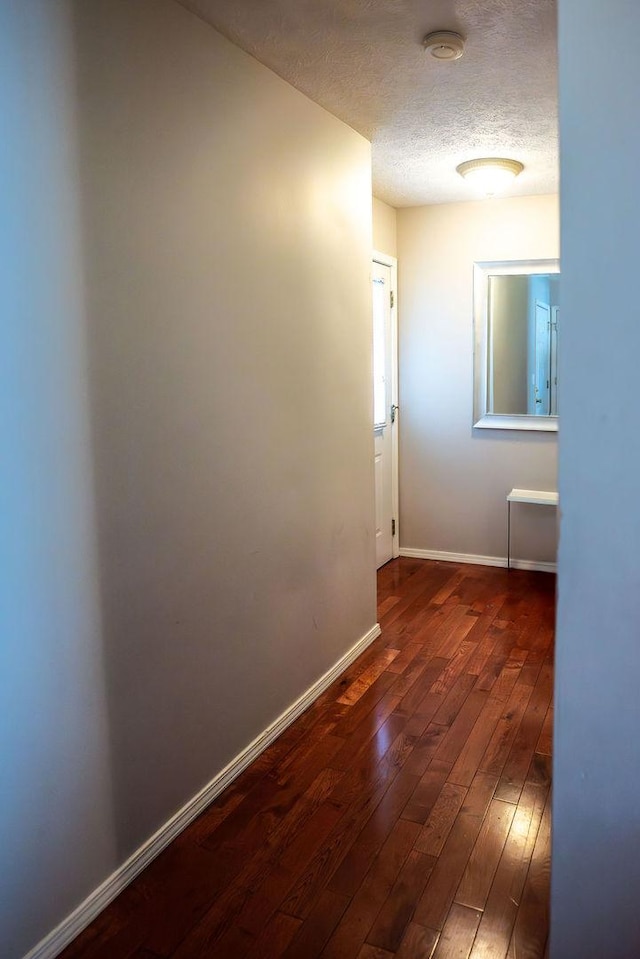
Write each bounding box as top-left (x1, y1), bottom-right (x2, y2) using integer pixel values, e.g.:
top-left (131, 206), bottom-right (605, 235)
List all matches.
top-left (423, 31), bottom-right (465, 61)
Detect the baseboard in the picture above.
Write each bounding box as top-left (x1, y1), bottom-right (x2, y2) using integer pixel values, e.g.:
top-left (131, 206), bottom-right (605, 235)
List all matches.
top-left (398, 546), bottom-right (557, 574)
top-left (23, 622), bottom-right (381, 959)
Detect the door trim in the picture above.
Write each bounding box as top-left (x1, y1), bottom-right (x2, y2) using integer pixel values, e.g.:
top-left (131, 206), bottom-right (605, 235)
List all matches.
top-left (373, 250), bottom-right (399, 558)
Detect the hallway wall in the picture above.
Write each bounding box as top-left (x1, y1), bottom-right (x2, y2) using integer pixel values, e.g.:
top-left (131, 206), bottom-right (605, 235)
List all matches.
top-left (1, 2), bottom-right (375, 956)
top-left (553, 0), bottom-right (640, 954)
top-left (373, 196), bottom-right (398, 257)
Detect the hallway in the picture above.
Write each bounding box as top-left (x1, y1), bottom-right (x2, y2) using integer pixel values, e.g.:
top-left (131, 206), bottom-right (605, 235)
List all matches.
top-left (61, 558), bottom-right (554, 959)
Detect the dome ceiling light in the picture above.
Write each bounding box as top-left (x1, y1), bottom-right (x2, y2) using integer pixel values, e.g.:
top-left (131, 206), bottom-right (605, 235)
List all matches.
top-left (456, 157), bottom-right (525, 196)
top-left (423, 31), bottom-right (465, 61)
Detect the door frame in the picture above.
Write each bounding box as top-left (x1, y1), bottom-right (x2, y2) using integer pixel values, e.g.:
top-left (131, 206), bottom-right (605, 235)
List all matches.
top-left (373, 250), bottom-right (400, 559)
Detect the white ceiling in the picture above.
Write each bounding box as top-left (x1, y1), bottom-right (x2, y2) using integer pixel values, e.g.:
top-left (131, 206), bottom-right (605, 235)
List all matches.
top-left (176, 0), bottom-right (558, 207)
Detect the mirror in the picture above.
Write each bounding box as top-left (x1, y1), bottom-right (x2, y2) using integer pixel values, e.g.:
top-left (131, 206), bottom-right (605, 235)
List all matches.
top-left (473, 259), bottom-right (560, 431)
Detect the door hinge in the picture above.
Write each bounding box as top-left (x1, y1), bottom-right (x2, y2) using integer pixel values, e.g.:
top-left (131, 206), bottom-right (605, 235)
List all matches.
top-left (392, 518), bottom-right (396, 537)
top-left (390, 290), bottom-right (394, 309)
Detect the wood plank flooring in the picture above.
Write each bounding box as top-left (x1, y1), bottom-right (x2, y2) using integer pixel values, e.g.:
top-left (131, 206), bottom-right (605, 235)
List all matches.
top-left (60, 558), bottom-right (554, 959)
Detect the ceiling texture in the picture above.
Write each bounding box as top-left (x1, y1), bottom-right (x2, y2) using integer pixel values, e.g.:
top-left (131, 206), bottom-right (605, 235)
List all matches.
top-left (176, 0), bottom-right (558, 207)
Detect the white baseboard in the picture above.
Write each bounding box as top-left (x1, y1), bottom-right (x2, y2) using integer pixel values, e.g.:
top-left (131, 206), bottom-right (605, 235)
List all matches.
top-left (398, 546), bottom-right (556, 574)
top-left (23, 622), bottom-right (381, 959)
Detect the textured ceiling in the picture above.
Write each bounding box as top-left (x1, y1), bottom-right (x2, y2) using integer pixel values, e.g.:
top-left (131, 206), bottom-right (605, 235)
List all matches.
top-left (176, 0), bottom-right (558, 207)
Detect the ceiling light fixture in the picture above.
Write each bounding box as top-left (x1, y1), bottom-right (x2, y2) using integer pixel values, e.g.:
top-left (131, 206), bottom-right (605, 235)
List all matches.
top-left (456, 157), bottom-right (524, 196)
top-left (423, 31), bottom-right (465, 61)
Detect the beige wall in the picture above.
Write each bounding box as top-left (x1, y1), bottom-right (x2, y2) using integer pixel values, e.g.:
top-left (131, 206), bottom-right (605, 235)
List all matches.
top-left (373, 196), bottom-right (397, 257)
top-left (397, 195), bottom-right (559, 563)
top-left (1, 1), bottom-right (375, 955)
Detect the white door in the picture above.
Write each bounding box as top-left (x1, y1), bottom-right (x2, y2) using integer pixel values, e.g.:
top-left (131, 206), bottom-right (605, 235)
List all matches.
top-left (372, 257), bottom-right (397, 568)
top-left (550, 305), bottom-right (559, 415)
top-left (533, 300), bottom-right (551, 415)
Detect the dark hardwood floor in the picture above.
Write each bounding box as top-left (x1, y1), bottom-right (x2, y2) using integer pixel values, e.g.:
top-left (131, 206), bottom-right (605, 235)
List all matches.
top-left (60, 558), bottom-right (554, 959)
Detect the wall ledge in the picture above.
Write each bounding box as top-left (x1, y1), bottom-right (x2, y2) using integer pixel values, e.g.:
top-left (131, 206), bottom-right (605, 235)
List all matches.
top-left (399, 546), bottom-right (556, 574)
top-left (22, 621), bottom-right (381, 959)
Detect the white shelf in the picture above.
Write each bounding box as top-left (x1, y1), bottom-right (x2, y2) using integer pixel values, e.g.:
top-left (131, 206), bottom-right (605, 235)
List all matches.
top-left (507, 488), bottom-right (559, 506)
